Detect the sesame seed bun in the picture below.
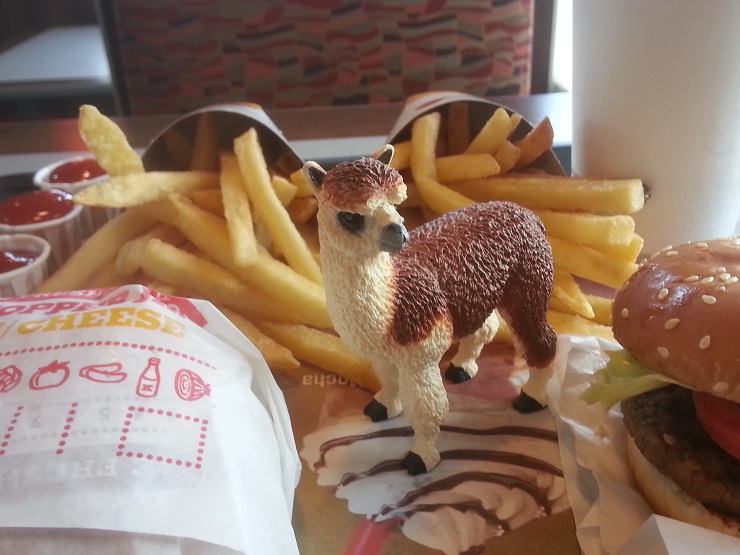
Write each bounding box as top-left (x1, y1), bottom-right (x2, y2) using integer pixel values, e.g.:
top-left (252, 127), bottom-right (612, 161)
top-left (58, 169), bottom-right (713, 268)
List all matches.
top-left (612, 237), bottom-right (740, 404)
top-left (626, 436), bottom-right (740, 538)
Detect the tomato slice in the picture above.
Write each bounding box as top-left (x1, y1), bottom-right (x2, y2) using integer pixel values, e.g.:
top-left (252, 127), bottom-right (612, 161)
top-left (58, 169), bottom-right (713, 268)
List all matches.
top-left (693, 391), bottom-right (740, 461)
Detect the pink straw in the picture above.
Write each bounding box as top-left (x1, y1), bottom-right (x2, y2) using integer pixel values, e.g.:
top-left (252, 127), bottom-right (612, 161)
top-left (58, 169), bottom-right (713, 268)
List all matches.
top-left (343, 518), bottom-right (395, 555)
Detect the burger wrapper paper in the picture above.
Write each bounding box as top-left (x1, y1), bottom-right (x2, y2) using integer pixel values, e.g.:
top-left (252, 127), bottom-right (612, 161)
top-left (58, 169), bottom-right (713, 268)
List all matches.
top-left (0, 285), bottom-right (301, 554)
top-left (549, 335), bottom-right (740, 555)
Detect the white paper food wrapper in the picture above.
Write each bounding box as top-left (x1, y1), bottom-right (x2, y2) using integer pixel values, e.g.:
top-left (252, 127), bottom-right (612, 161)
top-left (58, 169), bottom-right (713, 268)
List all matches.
top-left (0, 285), bottom-right (301, 554)
top-left (548, 335), bottom-right (740, 555)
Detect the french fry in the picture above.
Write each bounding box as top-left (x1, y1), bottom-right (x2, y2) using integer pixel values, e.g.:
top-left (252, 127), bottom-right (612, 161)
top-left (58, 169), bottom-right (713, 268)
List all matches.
top-left (446, 102), bottom-right (470, 155)
top-left (141, 194), bottom-right (333, 328)
top-left (546, 310), bottom-right (614, 341)
top-left (493, 140), bottom-right (521, 173)
top-left (189, 112), bottom-right (219, 171)
top-left (257, 322), bottom-right (380, 392)
top-left (35, 207), bottom-right (157, 293)
top-left (271, 175), bottom-right (298, 207)
top-left (464, 107), bottom-right (511, 155)
top-left (190, 188), bottom-right (224, 215)
top-left (289, 168), bottom-right (315, 198)
top-left (585, 294), bottom-right (614, 326)
top-left (533, 209), bottom-right (636, 247)
top-left (410, 112), bottom-right (475, 213)
top-left (78, 105), bottom-right (144, 176)
top-left (514, 116), bottom-right (554, 169)
top-left (389, 140), bottom-right (412, 171)
top-left (161, 128), bottom-right (193, 171)
top-left (599, 234), bottom-right (644, 262)
top-left (234, 128), bottom-right (323, 284)
top-left (287, 197), bottom-right (318, 224)
top-left (74, 171), bottom-right (219, 208)
top-left (220, 154), bottom-right (258, 267)
top-left (446, 175), bottom-right (645, 214)
top-left (550, 269), bottom-right (595, 319)
top-left (435, 153), bottom-right (500, 182)
top-left (139, 239), bottom-right (302, 324)
top-left (220, 308), bottom-right (300, 372)
top-left (115, 223), bottom-right (186, 276)
top-left (549, 236), bottom-right (638, 289)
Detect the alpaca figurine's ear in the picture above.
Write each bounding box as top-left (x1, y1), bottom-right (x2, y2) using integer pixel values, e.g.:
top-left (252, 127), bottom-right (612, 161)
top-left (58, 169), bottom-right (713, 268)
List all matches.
top-left (303, 161), bottom-right (326, 191)
top-left (373, 144), bottom-right (394, 166)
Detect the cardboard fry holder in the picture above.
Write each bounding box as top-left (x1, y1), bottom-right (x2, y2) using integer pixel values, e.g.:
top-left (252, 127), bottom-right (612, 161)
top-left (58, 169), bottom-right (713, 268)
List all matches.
top-left (387, 90), bottom-right (566, 176)
top-left (141, 103), bottom-right (303, 172)
top-left (0, 285), bottom-right (301, 554)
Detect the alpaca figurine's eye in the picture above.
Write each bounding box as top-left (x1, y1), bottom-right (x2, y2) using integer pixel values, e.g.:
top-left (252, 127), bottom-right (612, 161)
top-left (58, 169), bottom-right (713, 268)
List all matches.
top-left (337, 211), bottom-right (365, 233)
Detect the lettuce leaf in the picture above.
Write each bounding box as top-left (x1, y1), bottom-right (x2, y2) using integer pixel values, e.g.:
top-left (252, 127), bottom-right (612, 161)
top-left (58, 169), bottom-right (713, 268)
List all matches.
top-left (580, 349), bottom-right (683, 411)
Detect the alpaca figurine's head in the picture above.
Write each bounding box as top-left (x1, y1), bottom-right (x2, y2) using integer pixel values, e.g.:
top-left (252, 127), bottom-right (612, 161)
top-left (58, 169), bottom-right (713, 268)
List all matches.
top-left (304, 145), bottom-right (410, 259)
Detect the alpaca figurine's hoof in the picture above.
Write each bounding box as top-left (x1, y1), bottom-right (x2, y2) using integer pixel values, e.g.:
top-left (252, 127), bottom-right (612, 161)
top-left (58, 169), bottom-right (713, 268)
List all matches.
top-left (513, 391), bottom-right (547, 413)
top-left (444, 364), bottom-right (471, 383)
top-left (363, 399), bottom-right (389, 422)
top-left (401, 451), bottom-right (427, 475)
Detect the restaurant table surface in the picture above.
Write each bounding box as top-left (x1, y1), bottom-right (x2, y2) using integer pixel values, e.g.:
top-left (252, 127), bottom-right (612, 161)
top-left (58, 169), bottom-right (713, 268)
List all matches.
top-left (0, 92), bottom-right (583, 555)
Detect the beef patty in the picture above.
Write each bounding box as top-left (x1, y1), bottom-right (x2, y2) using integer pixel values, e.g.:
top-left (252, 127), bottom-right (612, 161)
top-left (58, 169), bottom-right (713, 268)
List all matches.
top-left (621, 385), bottom-right (740, 517)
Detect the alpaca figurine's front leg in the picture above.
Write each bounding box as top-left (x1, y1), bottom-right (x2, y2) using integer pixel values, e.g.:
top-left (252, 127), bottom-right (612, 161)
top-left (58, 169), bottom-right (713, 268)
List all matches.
top-left (398, 360), bottom-right (449, 474)
top-left (363, 359), bottom-right (402, 422)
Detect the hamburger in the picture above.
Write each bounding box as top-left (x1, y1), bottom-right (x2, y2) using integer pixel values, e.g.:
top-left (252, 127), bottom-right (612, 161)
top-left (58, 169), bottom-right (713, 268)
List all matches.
top-left (582, 237), bottom-right (740, 538)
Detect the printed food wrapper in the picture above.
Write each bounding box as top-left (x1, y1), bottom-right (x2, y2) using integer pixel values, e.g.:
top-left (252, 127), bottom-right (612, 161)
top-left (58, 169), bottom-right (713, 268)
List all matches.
top-left (386, 90), bottom-right (566, 176)
top-left (548, 335), bottom-right (740, 555)
top-left (0, 285), bottom-right (301, 554)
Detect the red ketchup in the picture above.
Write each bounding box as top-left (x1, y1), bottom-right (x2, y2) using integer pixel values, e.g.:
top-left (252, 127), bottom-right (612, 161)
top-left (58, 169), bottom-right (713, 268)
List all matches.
top-left (0, 249), bottom-right (39, 274)
top-left (48, 158), bottom-right (106, 184)
top-left (0, 189), bottom-right (75, 226)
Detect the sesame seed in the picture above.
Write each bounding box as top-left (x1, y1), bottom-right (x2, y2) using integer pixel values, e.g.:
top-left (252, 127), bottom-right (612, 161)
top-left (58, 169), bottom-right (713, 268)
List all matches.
top-left (713, 381), bottom-right (729, 394)
top-left (702, 295), bottom-right (717, 305)
top-left (658, 288), bottom-right (669, 300)
top-left (720, 286), bottom-right (727, 291)
top-left (661, 245), bottom-right (674, 251)
top-left (732, 238), bottom-right (740, 246)
top-left (699, 335), bottom-right (711, 350)
top-left (662, 433), bottom-right (676, 446)
top-left (664, 318), bottom-right (680, 330)
top-left (657, 346), bottom-right (669, 358)
top-left (665, 250), bottom-right (678, 256)
top-left (719, 272), bottom-right (731, 281)
top-left (650, 252), bottom-right (660, 260)
top-left (727, 276), bottom-right (739, 284)
top-left (683, 275), bottom-right (700, 282)
top-left (700, 276), bottom-right (715, 285)
top-left (696, 242), bottom-right (709, 248)
top-left (717, 266), bottom-right (727, 273)
top-left (621, 308), bottom-right (629, 318)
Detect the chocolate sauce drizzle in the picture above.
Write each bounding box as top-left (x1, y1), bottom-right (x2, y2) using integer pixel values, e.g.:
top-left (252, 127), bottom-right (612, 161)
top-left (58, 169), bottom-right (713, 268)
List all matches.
top-left (315, 424), bottom-right (557, 468)
top-left (315, 421), bottom-right (563, 540)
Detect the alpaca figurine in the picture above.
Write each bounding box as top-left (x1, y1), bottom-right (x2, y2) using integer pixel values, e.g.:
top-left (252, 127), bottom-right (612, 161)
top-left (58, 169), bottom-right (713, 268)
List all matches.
top-left (303, 145), bottom-right (557, 474)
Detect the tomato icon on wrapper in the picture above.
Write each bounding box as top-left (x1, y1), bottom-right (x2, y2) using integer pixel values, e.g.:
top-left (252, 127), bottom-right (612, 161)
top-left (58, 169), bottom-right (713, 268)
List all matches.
top-left (174, 369), bottom-right (211, 401)
top-left (29, 360), bottom-right (70, 390)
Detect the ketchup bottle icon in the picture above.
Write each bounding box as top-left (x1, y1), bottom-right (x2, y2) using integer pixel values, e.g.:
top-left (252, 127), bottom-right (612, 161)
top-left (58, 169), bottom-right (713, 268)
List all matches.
top-left (136, 357), bottom-right (161, 398)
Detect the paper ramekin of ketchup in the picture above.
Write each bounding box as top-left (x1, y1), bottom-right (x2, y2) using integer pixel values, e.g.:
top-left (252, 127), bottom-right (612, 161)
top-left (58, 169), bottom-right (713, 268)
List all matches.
top-left (0, 188), bottom-right (83, 273)
top-left (0, 234), bottom-right (51, 297)
top-left (33, 154), bottom-right (116, 239)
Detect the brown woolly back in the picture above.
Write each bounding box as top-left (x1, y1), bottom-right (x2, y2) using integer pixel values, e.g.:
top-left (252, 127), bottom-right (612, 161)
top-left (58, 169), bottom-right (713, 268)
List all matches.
top-left (321, 158), bottom-right (404, 212)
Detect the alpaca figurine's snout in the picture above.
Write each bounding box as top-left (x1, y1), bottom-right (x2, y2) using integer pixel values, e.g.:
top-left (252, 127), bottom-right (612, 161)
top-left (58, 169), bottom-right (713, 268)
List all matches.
top-left (379, 222), bottom-right (409, 253)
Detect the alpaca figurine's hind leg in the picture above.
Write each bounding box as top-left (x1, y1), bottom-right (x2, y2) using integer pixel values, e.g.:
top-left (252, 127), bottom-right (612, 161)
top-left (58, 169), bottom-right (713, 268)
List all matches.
top-left (445, 312), bottom-right (499, 383)
top-left (363, 359), bottom-right (402, 422)
top-left (399, 360), bottom-right (449, 474)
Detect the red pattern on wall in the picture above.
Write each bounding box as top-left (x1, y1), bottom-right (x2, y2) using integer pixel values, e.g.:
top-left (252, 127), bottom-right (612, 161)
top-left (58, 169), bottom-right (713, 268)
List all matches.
top-left (110, 0), bottom-right (534, 114)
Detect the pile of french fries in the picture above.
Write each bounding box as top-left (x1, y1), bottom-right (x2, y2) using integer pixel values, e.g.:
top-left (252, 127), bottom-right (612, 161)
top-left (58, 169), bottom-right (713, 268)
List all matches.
top-left (35, 103), bottom-right (644, 392)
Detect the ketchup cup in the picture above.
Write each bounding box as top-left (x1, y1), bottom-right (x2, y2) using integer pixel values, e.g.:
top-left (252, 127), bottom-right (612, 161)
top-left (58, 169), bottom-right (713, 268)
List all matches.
top-left (33, 154), bottom-right (116, 238)
top-left (0, 234), bottom-right (51, 297)
top-left (0, 189), bottom-right (83, 274)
